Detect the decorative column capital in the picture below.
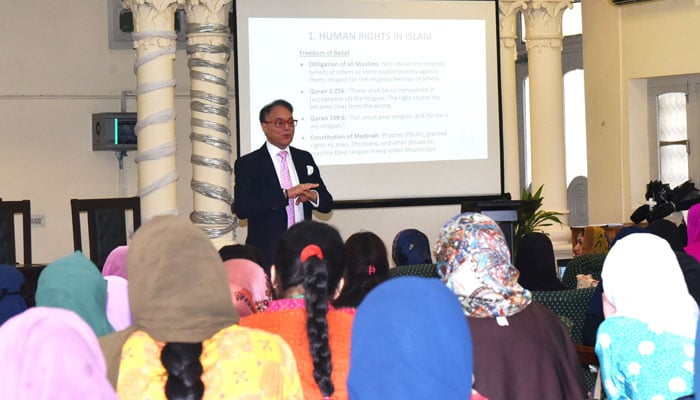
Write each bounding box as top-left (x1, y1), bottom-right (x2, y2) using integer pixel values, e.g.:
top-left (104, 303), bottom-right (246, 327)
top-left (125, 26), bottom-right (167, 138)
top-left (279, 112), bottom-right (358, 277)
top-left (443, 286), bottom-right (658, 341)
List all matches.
top-left (499, 1), bottom-right (527, 53)
top-left (183, 0), bottom-right (232, 25)
top-left (122, 0), bottom-right (184, 32)
top-left (523, 0), bottom-right (572, 53)
top-left (123, 0), bottom-right (183, 54)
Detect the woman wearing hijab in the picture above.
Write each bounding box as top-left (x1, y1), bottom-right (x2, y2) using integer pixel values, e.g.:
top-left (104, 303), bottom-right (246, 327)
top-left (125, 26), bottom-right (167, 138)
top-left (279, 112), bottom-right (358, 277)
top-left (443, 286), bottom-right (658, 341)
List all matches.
top-left (581, 224), bottom-right (647, 346)
top-left (391, 228), bottom-right (433, 266)
top-left (101, 245), bottom-right (128, 279)
top-left (514, 232), bottom-right (564, 291)
top-left (240, 220), bottom-right (353, 399)
top-left (348, 276), bottom-right (473, 399)
top-left (219, 243), bottom-right (272, 317)
top-left (103, 275), bottom-right (131, 330)
top-left (333, 231), bottom-right (390, 309)
top-left (99, 216), bottom-right (302, 400)
top-left (435, 212), bottom-right (585, 400)
top-left (0, 307), bottom-right (117, 399)
top-left (35, 251), bottom-right (115, 337)
top-left (222, 258), bottom-right (272, 317)
top-left (596, 233), bottom-right (697, 399)
top-left (0, 265), bottom-right (28, 325)
top-left (573, 226), bottom-right (610, 257)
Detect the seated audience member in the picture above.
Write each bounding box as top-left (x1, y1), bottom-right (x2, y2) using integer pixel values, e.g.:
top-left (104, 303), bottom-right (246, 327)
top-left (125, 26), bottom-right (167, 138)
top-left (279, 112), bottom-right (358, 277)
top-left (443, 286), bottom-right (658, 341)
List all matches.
top-left (99, 216), bottom-right (302, 399)
top-left (573, 226), bottom-right (610, 257)
top-left (647, 218), bottom-right (700, 305)
top-left (35, 251), bottom-right (115, 337)
top-left (0, 307), bottom-right (117, 399)
top-left (435, 212), bottom-right (586, 400)
top-left (348, 277), bottom-right (474, 399)
top-left (391, 228), bottom-right (433, 266)
top-left (240, 220), bottom-right (353, 399)
top-left (101, 245), bottom-right (128, 279)
top-left (103, 275), bottom-right (131, 331)
top-left (333, 231), bottom-right (390, 309)
top-left (218, 243), bottom-right (264, 266)
top-left (223, 257), bottom-right (272, 317)
top-left (0, 265), bottom-right (28, 326)
top-left (596, 233), bottom-right (697, 399)
top-left (514, 232), bottom-right (564, 291)
top-left (581, 225), bottom-right (647, 346)
top-left (686, 203), bottom-right (700, 263)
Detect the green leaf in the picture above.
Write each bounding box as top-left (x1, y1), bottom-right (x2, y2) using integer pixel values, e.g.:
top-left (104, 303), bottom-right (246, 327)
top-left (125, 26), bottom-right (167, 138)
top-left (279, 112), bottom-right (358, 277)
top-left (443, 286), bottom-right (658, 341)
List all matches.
top-left (513, 184), bottom-right (564, 259)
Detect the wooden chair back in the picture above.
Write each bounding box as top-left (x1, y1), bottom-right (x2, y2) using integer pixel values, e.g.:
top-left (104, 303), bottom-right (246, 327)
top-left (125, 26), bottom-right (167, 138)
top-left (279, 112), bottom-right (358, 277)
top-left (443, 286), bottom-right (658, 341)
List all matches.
top-left (70, 196), bottom-right (141, 271)
top-left (0, 200), bottom-right (32, 265)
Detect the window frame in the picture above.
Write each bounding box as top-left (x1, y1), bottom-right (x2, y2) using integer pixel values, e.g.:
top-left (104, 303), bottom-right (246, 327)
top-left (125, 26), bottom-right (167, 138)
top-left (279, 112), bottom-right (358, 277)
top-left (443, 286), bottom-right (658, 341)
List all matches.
top-left (647, 74), bottom-right (700, 187)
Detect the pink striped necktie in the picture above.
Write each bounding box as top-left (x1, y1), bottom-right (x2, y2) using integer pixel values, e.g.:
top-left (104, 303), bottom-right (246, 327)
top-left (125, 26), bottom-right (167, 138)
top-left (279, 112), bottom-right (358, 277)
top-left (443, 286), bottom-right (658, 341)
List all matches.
top-left (278, 150), bottom-right (295, 227)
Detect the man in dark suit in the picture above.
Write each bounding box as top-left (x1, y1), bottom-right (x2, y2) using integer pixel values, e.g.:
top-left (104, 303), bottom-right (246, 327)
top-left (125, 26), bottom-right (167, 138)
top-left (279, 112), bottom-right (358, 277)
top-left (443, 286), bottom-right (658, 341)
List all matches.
top-left (234, 99), bottom-right (333, 274)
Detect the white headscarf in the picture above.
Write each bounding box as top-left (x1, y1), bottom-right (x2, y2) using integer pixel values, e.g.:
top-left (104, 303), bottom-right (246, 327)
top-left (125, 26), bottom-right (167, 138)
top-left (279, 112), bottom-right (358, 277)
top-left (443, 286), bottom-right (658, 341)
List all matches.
top-left (602, 233), bottom-right (698, 338)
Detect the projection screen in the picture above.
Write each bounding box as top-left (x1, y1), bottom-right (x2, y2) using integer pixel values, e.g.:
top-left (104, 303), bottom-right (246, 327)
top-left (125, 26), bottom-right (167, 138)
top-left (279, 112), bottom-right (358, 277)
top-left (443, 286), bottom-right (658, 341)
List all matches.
top-left (233, 0), bottom-right (503, 204)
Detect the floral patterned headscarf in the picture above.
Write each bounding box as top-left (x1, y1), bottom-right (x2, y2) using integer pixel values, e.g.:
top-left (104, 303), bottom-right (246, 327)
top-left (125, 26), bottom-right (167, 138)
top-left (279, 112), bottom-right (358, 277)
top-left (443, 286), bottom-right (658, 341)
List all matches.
top-left (435, 213), bottom-right (532, 318)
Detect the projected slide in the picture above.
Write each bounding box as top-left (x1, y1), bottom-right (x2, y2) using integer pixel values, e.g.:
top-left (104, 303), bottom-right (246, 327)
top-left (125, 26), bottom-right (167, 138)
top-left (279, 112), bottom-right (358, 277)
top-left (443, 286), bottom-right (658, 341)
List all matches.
top-left (235, 0), bottom-right (502, 201)
top-left (247, 18), bottom-right (487, 166)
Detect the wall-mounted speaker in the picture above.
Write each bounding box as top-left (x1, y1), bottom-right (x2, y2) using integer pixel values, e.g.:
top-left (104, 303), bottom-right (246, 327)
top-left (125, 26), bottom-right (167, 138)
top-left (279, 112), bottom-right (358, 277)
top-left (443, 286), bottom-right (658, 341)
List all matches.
top-left (92, 113), bottom-right (137, 151)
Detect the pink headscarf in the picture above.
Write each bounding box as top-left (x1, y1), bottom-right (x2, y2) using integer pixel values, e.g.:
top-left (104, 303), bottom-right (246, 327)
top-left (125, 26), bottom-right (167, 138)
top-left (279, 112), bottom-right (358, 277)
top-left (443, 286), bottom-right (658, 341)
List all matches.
top-left (685, 203), bottom-right (700, 263)
top-left (0, 307), bottom-right (117, 399)
top-left (104, 276), bottom-right (132, 331)
top-left (101, 245), bottom-right (128, 279)
top-left (223, 259), bottom-right (272, 317)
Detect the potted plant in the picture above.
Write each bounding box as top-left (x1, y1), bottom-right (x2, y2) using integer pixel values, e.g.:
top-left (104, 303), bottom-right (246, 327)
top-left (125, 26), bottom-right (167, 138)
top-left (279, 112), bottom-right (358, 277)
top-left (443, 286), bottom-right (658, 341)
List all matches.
top-left (513, 184), bottom-right (564, 259)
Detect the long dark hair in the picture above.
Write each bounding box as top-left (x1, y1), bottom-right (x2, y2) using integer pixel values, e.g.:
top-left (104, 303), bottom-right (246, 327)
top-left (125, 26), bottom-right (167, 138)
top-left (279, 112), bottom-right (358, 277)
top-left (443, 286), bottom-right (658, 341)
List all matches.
top-left (274, 220), bottom-right (344, 397)
top-left (160, 342), bottom-right (204, 400)
top-left (333, 231), bottom-right (389, 308)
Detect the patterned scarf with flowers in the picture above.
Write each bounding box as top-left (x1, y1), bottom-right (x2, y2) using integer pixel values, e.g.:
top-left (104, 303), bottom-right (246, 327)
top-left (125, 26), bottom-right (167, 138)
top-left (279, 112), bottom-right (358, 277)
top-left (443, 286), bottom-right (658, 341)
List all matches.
top-left (435, 212), bottom-right (532, 318)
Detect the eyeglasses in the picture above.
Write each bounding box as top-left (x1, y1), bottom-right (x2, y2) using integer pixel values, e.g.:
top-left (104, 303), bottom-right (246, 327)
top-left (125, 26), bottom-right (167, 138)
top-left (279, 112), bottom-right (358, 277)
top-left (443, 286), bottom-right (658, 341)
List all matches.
top-left (264, 118), bottom-right (298, 128)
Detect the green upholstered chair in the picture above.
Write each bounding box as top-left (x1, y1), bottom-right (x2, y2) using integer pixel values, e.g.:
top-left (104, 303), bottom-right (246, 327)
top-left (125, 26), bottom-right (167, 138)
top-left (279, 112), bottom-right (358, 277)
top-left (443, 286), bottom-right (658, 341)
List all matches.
top-left (561, 254), bottom-right (606, 290)
top-left (531, 287), bottom-right (596, 344)
top-left (532, 287), bottom-right (598, 395)
top-left (389, 263), bottom-right (439, 279)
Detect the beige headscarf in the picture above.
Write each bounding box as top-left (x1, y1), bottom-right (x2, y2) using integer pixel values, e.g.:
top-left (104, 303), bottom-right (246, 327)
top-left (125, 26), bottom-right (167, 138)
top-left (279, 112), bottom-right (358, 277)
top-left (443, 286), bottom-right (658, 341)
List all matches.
top-left (582, 226), bottom-right (609, 255)
top-left (99, 216), bottom-right (239, 386)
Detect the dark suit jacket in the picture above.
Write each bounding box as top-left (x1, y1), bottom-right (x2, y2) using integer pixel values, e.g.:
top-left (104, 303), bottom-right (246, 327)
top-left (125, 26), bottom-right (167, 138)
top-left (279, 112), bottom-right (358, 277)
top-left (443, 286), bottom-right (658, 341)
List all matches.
top-left (233, 144), bottom-right (333, 272)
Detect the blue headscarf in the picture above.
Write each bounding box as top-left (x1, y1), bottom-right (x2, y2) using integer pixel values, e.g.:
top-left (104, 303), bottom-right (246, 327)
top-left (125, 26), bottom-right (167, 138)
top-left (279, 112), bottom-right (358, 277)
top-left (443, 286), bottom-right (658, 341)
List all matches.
top-left (348, 277), bottom-right (473, 399)
top-left (0, 265), bottom-right (28, 326)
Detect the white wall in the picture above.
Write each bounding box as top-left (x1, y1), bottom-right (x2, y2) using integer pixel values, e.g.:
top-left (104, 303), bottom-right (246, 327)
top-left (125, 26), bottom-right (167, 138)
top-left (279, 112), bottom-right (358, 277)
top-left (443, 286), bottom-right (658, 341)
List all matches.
top-left (582, 0), bottom-right (700, 224)
top-left (0, 1), bottom-right (465, 265)
top-left (1, 2), bottom-right (192, 263)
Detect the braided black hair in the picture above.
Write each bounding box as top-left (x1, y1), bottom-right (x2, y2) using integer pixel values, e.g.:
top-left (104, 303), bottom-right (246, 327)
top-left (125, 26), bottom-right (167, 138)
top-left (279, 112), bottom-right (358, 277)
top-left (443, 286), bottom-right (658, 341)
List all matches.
top-left (274, 220), bottom-right (344, 397)
top-left (160, 342), bottom-right (205, 400)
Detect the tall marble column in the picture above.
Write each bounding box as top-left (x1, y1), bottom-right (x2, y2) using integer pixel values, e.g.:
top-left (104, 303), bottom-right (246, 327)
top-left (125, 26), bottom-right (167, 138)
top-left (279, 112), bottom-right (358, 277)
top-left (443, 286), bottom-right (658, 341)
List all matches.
top-left (183, 0), bottom-right (237, 249)
top-left (124, 0), bottom-right (182, 220)
top-left (524, 0), bottom-right (573, 258)
top-left (523, 0), bottom-right (572, 251)
top-left (499, 1), bottom-right (527, 199)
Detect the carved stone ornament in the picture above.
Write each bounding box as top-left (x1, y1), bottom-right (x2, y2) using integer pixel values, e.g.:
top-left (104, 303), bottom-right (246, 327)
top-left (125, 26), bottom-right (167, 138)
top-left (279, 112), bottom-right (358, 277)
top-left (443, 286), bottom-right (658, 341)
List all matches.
top-left (522, 0), bottom-right (573, 52)
top-left (499, 0), bottom-right (527, 53)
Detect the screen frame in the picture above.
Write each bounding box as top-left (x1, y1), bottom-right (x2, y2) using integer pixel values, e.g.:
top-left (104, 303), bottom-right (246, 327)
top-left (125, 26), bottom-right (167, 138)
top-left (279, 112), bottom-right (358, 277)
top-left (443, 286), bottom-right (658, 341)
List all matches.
top-left (232, 0), bottom-right (506, 208)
